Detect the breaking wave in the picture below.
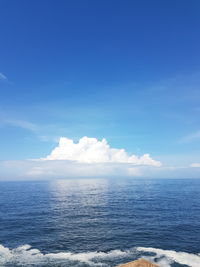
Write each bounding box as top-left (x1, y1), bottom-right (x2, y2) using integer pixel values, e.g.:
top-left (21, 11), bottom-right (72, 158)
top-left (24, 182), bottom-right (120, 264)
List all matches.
top-left (137, 247), bottom-right (200, 267)
top-left (0, 244), bottom-right (131, 267)
top-left (0, 244), bottom-right (200, 266)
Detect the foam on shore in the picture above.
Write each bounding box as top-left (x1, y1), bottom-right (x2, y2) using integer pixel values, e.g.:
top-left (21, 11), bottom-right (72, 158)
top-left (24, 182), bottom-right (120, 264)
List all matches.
top-left (137, 247), bottom-right (200, 267)
top-left (0, 244), bottom-right (200, 266)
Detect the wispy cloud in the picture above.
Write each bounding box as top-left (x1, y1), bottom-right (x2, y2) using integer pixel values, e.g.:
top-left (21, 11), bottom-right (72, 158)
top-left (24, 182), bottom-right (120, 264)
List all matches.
top-left (2, 119), bottom-right (38, 132)
top-left (0, 115), bottom-right (63, 143)
top-left (0, 72), bottom-right (7, 80)
top-left (180, 130), bottom-right (200, 143)
top-left (190, 163), bottom-right (200, 167)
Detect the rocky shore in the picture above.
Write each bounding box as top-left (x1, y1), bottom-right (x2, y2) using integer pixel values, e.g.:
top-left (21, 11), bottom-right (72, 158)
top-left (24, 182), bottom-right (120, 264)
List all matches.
top-left (116, 258), bottom-right (159, 267)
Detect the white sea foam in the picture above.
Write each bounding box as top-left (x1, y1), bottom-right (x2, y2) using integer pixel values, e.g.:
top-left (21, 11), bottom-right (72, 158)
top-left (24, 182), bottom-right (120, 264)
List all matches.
top-left (0, 244), bottom-right (132, 266)
top-left (0, 244), bottom-right (200, 266)
top-left (137, 247), bottom-right (200, 267)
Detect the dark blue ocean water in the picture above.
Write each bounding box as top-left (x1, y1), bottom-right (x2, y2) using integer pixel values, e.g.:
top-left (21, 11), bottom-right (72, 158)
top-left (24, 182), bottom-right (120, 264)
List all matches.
top-left (0, 178), bottom-right (200, 266)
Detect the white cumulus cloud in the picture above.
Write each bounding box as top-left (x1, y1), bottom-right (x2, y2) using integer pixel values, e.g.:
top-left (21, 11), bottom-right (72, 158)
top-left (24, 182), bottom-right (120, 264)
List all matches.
top-left (0, 137), bottom-right (163, 180)
top-left (44, 136), bottom-right (161, 166)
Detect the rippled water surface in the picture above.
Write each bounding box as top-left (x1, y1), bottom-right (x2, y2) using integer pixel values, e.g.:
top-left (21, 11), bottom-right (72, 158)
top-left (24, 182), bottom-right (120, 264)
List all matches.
top-left (0, 178), bottom-right (200, 266)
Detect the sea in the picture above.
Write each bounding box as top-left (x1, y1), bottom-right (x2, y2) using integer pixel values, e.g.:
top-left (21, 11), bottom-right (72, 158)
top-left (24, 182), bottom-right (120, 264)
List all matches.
top-left (0, 178), bottom-right (200, 267)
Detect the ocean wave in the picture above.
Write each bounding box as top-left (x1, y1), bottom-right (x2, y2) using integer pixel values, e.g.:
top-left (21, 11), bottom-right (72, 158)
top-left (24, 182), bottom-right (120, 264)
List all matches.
top-left (0, 244), bottom-right (132, 266)
top-left (137, 247), bottom-right (200, 267)
top-left (0, 244), bottom-right (200, 267)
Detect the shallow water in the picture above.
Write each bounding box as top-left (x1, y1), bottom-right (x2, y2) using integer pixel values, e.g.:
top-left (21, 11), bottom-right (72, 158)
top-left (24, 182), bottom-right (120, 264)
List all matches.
top-left (0, 178), bottom-right (200, 266)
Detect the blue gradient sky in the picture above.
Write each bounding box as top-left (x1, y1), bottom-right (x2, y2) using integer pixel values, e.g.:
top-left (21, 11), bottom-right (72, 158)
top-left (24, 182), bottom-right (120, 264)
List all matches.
top-left (1, 0), bottom-right (200, 175)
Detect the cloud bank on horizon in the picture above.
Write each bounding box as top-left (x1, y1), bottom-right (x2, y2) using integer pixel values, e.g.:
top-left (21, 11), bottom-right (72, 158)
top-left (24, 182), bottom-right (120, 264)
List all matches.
top-left (43, 136), bottom-right (161, 166)
top-left (1, 136), bottom-right (200, 180)
top-left (0, 136), bottom-right (164, 180)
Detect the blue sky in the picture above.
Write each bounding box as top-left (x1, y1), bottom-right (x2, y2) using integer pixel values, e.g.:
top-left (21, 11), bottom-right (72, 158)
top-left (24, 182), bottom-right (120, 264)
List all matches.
top-left (1, 0), bottom-right (200, 178)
